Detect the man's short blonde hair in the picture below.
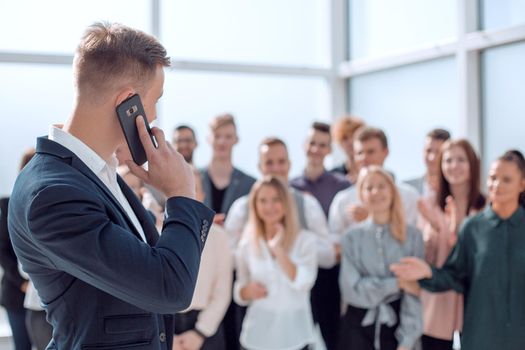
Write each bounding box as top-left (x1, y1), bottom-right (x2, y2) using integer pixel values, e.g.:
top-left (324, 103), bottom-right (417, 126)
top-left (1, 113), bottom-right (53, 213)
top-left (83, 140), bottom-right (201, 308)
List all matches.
top-left (74, 22), bottom-right (170, 97)
top-left (209, 113), bottom-right (236, 132)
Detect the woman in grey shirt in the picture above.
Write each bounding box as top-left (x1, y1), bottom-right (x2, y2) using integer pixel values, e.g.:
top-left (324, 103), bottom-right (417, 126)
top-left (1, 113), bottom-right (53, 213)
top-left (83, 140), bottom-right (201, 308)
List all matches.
top-left (339, 166), bottom-right (423, 350)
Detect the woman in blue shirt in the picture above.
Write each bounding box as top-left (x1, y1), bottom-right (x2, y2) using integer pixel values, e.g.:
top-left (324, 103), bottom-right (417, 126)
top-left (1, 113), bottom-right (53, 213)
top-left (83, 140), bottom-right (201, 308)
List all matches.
top-left (338, 166), bottom-right (423, 350)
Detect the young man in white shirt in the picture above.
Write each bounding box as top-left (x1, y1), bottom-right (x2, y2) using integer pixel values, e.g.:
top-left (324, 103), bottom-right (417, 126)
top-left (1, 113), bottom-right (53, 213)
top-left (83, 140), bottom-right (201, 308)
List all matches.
top-left (226, 137), bottom-right (337, 268)
top-left (329, 126), bottom-right (419, 236)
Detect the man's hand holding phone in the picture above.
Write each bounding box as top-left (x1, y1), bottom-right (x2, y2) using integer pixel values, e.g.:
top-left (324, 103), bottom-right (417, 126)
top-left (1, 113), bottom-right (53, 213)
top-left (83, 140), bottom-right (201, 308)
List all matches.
top-left (126, 117), bottom-right (196, 200)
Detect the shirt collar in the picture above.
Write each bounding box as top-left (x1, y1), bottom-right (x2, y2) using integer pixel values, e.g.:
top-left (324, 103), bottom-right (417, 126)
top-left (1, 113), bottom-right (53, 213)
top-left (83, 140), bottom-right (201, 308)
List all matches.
top-left (303, 169), bottom-right (328, 184)
top-left (48, 125), bottom-right (108, 176)
top-left (483, 204), bottom-right (525, 227)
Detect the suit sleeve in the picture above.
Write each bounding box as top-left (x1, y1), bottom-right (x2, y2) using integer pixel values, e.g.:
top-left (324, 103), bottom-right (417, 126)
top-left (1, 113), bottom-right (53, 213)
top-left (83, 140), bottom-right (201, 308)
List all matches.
top-left (27, 184), bottom-right (214, 314)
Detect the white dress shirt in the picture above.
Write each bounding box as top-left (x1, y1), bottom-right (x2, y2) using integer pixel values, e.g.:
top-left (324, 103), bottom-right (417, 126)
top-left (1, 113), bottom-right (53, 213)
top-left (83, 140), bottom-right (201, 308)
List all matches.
top-left (225, 191), bottom-right (337, 268)
top-left (329, 182), bottom-right (419, 238)
top-left (49, 126), bottom-right (146, 242)
top-left (234, 230), bottom-right (317, 350)
top-left (18, 266), bottom-right (42, 310)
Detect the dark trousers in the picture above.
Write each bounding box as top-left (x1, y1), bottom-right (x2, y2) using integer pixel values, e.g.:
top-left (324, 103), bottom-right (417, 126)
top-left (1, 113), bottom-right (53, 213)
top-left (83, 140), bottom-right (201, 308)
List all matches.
top-left (311, 265), bottom-right (341, 350)
top-left (26, 309), bottom-right (53, 350)
top-left (222, 299), bottom-right (246, 350)
top-left (338, 300), bottom-right (401, 350)
top-left (6, 309), bottom-right (31, 350)
top-left (242, 346), bottom-right (309, 350)
top-left (174, 309), bottom-right (226, 350)
top-left (421, 335), bottom-right (453, 350)
top-left (223, 271), bottom-right (246, 350)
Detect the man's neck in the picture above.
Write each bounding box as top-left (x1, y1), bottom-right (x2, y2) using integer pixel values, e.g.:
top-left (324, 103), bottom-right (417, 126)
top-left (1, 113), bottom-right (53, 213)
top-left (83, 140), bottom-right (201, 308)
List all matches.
top-left (209, 159), bottom-right (233, 178)
top-left (63, 105), bottom-right (118, 163)
top-left (304, 164), bottom-right (325, 181)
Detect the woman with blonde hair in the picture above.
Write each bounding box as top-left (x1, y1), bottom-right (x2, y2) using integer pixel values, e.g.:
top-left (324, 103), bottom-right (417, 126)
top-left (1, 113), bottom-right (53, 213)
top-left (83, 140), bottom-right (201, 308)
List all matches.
top-left (234, 176), bottom-right (317, 350)
top-left (338, 166), bottom-right (423, 350)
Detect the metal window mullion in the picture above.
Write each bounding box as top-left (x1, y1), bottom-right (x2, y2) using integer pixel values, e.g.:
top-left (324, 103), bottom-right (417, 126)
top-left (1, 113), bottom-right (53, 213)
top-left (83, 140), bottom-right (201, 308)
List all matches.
top-left (169, 60), bottom-right (332, 78)
top-left (465, 25), bottom-right (525, 51)
top-left (329, 0), bottom-right (348, 119)
top-left (456, 0), bottom-right (481, 152)
top-left (339, 40), bottom-right (457, 77)
top-left (338, 25), bottom-right (525, 79)
top-left (329, 0), bottom-right (348, 167)
top-left (0, 52), bottom-right (72, 65)
top-left (151, 0), bottom-right (162, 125)
top-left (151, 0), bottom-right (161, 39)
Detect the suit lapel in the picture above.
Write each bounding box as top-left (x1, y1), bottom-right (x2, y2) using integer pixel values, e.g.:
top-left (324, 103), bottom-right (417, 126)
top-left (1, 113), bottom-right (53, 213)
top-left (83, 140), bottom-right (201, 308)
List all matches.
top-left (200, 169), bottom-right (212, 209)
top-left (70, 156), bottom-right (149, 243)
top-left (36, 137), bottom-right (150, 243)
top-left (117, 176), bottom-right (159, 246)
top-left (221, 168), bottom-right (240, 214)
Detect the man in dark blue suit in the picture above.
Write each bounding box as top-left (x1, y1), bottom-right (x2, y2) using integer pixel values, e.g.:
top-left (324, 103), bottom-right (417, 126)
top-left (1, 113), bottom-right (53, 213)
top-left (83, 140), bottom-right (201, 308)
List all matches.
top-left (8, 22), bottom-right (214, 349)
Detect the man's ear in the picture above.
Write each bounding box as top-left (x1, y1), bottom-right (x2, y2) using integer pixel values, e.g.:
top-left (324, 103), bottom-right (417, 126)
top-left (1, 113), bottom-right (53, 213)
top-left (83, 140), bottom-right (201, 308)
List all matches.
top-left (114, 88), bottom-right (135, 107)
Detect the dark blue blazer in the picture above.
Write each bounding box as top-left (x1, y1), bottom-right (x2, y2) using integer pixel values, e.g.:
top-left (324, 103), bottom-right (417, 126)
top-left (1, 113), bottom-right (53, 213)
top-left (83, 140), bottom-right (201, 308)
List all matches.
top-left (200, 167), bottom-right (256, 216)
top-left (8, 137), bottom-right (214, 350)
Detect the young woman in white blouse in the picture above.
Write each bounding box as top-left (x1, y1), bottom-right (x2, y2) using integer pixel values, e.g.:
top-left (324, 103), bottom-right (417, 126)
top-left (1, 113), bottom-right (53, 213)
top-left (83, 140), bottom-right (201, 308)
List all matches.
top-left (234, 176), bottom-right (317, 350)
top-left (338, 166), bottom-right (423, 350)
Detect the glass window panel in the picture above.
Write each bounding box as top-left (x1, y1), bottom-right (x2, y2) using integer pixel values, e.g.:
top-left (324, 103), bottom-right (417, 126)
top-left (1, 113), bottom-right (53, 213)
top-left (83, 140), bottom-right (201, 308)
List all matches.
top-left (482, 42), bottom-right (525, 176)
top-left (0, 63), bottom-right (74, 196)
top-left (161, 0), bottom-right (330, 67)
top-left (350, 0), bottom-right (457, 59)
top-left (349, 58), bottom-right (460, 181)
top-left (481, 0), bottom-right (525, 30)
top-left (160, 71), bottom-right (331, 178)
top-left (0, 0), bottom-right (151, 54)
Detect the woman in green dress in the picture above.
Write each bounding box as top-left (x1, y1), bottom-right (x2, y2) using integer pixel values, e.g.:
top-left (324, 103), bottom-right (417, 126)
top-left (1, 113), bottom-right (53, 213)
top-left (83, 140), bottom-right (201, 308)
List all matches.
top-left (391, 149), bottom-right (525, 350)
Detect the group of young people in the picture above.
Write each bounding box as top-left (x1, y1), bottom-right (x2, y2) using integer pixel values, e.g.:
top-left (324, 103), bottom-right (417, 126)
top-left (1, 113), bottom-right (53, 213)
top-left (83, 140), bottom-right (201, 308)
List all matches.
top-left (154, 112), bottom-right (524, 350)
top-left (1, 22), bottom-right (524, 350)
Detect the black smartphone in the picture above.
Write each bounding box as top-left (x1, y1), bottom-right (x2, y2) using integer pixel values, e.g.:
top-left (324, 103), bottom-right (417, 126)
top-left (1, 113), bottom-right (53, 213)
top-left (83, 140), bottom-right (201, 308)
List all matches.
top-left (116, 94), bottom-right (156, 166)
